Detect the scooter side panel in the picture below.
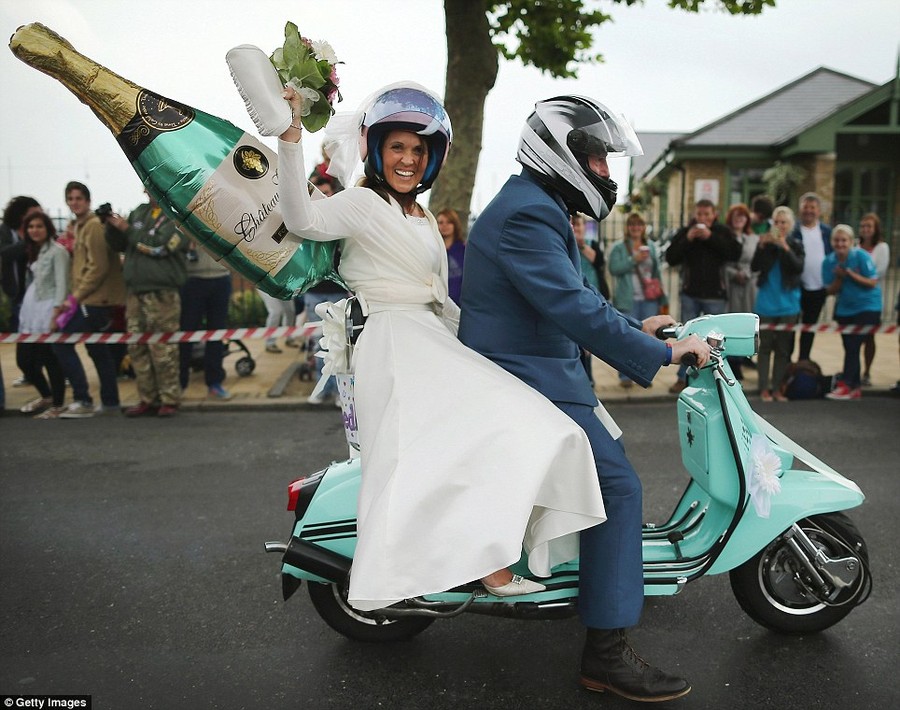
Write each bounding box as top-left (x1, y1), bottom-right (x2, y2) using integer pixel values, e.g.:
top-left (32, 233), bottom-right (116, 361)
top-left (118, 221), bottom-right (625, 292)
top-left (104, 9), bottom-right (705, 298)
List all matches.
top-left (678, 387), bottom-right (741, 506)
top-left (283, 458), bottom-right (361, 581)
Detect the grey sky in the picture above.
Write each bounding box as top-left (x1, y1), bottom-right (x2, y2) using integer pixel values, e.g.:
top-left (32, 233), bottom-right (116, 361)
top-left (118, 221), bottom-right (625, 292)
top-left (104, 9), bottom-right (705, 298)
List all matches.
top-left (2, 0), bottom-right (898, 217)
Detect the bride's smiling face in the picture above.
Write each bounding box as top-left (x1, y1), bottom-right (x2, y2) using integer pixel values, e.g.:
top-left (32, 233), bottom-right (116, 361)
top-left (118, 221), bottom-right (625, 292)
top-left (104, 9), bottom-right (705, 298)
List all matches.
top-left (381, 130), bottom-right (427, 194)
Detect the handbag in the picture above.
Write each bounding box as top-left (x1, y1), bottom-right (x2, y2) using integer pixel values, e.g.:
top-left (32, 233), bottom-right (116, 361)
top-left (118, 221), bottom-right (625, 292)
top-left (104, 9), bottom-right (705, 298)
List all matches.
top-left (641, 277), bottom-right (664, 301)
top-left (631, 244), bottom-right (663, 301)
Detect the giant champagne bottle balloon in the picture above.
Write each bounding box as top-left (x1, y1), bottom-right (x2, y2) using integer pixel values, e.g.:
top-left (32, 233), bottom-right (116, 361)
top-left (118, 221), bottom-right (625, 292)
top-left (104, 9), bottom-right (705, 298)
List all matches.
top-left (9, 22), bottom-right (341, 299)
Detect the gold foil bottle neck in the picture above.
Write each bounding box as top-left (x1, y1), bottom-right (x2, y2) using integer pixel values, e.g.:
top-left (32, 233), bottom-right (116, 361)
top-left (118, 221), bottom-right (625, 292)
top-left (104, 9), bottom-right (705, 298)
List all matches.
top-left (9, 22), bottom-right (140, 134)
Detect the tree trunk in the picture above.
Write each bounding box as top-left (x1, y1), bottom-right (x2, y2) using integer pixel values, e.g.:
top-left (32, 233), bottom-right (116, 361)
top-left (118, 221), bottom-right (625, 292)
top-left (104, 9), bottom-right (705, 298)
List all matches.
top-left (430, 0), bottom-right (498, 234)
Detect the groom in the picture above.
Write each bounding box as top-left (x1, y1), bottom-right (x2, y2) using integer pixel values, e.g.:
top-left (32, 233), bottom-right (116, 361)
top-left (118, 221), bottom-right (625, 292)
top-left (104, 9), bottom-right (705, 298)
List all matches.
top-left (459, 96), bottom-right (709, 702)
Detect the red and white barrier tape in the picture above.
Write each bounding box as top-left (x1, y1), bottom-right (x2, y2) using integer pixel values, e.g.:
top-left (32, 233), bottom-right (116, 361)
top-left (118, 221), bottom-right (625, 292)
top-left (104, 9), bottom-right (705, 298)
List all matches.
top-left (758, 323), bottom-right (896, 334)
top-left (0, 321), bottom-right (895, 345)
top-left (0, 322), bottom-right (322, 345)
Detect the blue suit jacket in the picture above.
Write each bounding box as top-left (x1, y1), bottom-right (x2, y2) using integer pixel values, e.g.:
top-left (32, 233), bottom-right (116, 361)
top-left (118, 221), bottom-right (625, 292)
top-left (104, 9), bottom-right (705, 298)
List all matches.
top-left (459, 172), bottom-right (667, 406)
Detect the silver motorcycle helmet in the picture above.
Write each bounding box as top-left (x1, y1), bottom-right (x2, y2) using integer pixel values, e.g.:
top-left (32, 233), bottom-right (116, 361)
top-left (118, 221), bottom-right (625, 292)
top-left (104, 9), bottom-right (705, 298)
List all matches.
top-left (517, 95), bottom-right (643, 221)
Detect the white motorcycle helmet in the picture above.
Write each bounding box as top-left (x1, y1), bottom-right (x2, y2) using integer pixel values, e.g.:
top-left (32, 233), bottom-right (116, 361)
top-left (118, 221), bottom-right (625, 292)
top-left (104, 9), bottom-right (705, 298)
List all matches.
top-left (359, 83), bottom-right (452, 194)
top-left (517, 95), bottom-right (643, 221)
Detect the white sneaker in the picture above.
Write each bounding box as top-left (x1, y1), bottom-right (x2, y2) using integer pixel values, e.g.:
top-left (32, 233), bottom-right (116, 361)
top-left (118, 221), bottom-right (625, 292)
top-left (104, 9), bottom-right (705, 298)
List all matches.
top-left (58, 401), bottom-right (96, 419)
top-left (225, 44), bottom-right (293, 137)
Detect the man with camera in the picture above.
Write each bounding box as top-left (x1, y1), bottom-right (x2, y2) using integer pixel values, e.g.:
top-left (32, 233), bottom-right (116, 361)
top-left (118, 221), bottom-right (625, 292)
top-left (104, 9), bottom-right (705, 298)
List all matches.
top-left (52, 181), bottom-right (125, 418)
top-left (106, 192), bottom-right (189, 417)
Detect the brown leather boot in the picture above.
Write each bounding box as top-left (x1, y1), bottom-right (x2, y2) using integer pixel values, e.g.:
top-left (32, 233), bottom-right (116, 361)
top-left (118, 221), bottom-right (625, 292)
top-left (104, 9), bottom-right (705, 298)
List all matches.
top-left (580, 628), bottom-right (691, 702)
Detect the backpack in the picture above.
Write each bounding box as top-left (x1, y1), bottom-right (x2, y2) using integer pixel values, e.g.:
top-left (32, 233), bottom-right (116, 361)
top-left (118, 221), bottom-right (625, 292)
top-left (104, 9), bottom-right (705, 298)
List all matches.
top-left (780, 359), bottom-right (830, 400)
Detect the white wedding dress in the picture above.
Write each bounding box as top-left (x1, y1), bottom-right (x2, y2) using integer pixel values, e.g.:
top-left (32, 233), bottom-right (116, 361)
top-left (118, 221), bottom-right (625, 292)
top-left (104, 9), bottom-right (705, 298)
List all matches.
top-left (278, 139), bottom-right (606, 611)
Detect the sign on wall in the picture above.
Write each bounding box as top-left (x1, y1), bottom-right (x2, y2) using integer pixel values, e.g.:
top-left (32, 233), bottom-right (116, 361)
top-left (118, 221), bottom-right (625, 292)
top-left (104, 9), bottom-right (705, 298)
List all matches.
top-left (694, 179), bottom-right (720, 206)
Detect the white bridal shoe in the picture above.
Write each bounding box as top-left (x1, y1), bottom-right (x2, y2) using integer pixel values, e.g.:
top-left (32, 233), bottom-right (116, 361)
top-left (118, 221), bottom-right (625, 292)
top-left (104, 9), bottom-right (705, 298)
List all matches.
top-left (482, 574), bottom-right (547, 597)
top-left (225, 44), bottom-right (293, 137)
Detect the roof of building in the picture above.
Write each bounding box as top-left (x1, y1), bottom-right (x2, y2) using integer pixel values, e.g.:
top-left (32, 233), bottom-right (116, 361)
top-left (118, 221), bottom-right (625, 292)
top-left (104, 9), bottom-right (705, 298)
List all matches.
top-left (674, 67), bottom-right (876, 148)
top-left (631, 131), bottom-right (683, 183)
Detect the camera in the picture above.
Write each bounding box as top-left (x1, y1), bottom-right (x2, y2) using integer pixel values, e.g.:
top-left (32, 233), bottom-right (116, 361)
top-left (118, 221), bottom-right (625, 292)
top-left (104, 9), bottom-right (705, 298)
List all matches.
top-left (95, 202), bottom-right (113, 223)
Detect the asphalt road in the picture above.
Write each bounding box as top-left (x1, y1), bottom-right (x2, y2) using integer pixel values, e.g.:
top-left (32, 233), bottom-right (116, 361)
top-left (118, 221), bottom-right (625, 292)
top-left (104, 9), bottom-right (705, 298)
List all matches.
top-left (1, 398), bottom-right (898, 709)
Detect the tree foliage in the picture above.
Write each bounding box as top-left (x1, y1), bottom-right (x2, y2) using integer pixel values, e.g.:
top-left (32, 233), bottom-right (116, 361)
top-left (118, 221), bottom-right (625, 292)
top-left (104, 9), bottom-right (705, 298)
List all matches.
top-left (431, 0), bottom-right (775, 226)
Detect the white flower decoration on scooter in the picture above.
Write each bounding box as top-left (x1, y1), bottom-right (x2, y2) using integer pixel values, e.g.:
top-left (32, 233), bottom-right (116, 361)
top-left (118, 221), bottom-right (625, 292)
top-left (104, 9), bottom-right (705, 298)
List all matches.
top-left (748, 434), bottom-right (783, 518)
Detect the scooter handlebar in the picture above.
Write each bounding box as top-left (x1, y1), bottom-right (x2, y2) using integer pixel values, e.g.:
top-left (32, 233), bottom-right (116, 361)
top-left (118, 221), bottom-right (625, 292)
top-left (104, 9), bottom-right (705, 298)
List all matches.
top-left (655, 325), bottom-right (679, 341)
top-left (655, 323), bottom-right (698, 368)
top-left (680, 352), bottom-right (699, 368)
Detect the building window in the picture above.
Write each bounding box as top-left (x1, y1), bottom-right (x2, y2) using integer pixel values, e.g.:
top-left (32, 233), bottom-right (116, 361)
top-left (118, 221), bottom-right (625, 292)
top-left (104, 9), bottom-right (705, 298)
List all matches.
top-left (728, 167), bottom-right (767, 208)
top-left (833, 164), bottom-right (892, 226)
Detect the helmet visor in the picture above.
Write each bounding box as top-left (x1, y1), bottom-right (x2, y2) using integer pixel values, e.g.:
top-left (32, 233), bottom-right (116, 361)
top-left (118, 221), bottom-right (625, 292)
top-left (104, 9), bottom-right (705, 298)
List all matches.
top-left (566, 112), bottom-right (642, 159)
top-left (365, 87), bottom-right (452, 140)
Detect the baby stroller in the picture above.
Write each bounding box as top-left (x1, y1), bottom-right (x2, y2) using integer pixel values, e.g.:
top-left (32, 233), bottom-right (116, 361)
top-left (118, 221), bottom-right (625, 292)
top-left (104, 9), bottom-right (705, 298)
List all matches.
top-left (188, 338), bottom-right (256, 377)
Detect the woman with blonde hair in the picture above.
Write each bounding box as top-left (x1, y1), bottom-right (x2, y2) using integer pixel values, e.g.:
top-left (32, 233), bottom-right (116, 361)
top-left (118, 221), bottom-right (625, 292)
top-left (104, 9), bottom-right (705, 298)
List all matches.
top-left (751, 205), bottom-right (804, 401)
top-left (609, 212), bottom-right (666, 387)
top-left (823, 224), bottom-right (882, 400)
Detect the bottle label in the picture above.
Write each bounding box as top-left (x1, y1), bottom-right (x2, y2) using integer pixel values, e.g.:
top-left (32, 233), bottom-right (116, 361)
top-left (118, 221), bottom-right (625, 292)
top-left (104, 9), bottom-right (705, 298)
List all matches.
top-left (185, 133), bottom-right (297, 277)
top-left (118, 90), bottom-right (195, 161)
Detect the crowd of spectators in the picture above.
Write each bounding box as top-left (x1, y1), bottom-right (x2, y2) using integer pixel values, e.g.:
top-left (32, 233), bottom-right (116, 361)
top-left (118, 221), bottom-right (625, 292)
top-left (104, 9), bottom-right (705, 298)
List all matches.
top-left (1, 183), bottom-right (896, 414)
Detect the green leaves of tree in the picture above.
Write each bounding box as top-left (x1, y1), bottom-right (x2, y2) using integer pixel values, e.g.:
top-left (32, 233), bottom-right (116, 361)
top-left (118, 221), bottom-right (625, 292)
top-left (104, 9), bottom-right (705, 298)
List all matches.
top-left (487, 0), bottom-right (775, 78)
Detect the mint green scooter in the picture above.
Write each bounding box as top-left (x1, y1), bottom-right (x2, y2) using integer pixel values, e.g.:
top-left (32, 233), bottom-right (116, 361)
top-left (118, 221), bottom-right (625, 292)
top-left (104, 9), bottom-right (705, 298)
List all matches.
top-left (265, 313), bottom-right (871, 642)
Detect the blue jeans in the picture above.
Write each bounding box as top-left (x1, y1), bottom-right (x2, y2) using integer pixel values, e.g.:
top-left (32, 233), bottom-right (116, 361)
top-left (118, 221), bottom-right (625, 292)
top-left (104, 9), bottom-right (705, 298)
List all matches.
top-left (676, 294), bottom-right (727, 381)
top-left (836, 311), bottom-right (881, 388)
top-left (618, 299), bottom-right (661, 381)
top-left (303, 290), bottom-right (346, 398)
top-left (52, 304), bottom-right (120, 406)
top-left (179, 275), bottom-right (232, 389)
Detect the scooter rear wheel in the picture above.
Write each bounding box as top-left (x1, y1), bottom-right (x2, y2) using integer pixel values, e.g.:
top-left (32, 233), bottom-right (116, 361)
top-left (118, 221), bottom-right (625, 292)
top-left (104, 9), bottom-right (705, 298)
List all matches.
top-left (729, 512), bottom-right (871, 634)
top-left (307, 581), bottom-right (435, 642)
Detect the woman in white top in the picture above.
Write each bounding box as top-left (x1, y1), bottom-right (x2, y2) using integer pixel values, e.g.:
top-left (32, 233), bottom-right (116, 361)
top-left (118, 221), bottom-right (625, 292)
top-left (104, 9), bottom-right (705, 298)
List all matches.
top-left (17, 212), bottom-right (70, 417)
top-left (269, 82), bottom-right (606, 612)
top-left (858, 212), bottom-right (889, 385)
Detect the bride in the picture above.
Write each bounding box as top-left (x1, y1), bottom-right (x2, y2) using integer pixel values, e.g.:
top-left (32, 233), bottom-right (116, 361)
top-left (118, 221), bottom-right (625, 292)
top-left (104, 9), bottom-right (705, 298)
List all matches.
top-left (230, 50), bottom-right (606, 611)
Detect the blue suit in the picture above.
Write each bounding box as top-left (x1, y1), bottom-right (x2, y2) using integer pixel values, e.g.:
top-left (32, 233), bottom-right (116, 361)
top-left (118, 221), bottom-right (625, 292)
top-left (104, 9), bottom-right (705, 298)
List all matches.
top-left (459, 171), bottom-right (668, 628)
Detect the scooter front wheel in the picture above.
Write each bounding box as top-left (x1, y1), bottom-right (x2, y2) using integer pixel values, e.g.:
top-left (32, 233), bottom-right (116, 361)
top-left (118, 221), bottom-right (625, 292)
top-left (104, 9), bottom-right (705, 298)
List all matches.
top-left (729, 512), bottom-right (871, 634)
top-left (307, 581), bottom-right (435, 642)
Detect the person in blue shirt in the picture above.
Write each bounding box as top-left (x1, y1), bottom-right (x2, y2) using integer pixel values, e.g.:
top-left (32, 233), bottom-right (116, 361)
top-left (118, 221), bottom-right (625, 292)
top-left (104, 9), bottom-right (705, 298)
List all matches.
top-left (822, 224), bottom-right (882, 400)
top-left (751, 206), bottom-right (804, 401)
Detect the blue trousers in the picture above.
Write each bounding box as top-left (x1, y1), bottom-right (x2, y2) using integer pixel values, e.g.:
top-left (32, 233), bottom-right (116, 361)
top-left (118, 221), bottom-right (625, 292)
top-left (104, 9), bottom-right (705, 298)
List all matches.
top-left (179, 275), bottom-right (231, 389)
top-left (676, 294), bottom-right (727, 380)
top-left (52, 304), bottom-right (120, 407)
top-left (836, 311), bottom-right (881, 388)
top-left (556, 401), bottom-right (644, 629)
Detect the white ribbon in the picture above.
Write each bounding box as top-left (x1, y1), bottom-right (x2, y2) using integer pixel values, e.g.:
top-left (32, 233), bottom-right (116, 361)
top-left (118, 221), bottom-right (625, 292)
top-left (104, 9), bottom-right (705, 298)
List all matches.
top-left (308, 296), bottom-right (369, 398)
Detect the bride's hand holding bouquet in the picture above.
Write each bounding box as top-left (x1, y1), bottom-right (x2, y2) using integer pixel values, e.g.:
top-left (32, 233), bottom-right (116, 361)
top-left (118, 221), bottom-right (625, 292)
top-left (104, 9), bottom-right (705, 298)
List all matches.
top-left (226, 21), bottom-right (342, 138)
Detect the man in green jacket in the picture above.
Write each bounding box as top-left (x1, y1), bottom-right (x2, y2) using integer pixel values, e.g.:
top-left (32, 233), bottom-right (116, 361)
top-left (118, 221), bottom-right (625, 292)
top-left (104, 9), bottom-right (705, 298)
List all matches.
top-left (106, 193), bottom-right (188, 417)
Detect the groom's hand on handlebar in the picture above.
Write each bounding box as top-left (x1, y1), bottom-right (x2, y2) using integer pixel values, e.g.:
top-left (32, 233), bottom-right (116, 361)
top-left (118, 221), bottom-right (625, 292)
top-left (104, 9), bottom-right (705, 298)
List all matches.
top-left (642, 315), bottom-right (676, 337)
top-left (671, 336), bottom-right (711, 368)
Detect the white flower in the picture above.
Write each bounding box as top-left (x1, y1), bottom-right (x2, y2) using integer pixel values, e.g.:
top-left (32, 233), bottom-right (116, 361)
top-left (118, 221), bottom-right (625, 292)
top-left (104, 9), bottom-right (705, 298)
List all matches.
top-left (311, 40), bottom-right (338, 64)
top-left (747, 434), bottom-right (783, 518)
top-left (753, 450), bottom-right (783, 495)
top-left (286, 81), bottom-right (321, 117)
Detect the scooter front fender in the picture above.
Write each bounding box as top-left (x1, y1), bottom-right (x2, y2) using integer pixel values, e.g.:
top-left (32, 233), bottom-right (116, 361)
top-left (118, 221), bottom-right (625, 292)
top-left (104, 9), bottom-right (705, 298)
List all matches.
top-left (707, 414), bottom-right (864, 574)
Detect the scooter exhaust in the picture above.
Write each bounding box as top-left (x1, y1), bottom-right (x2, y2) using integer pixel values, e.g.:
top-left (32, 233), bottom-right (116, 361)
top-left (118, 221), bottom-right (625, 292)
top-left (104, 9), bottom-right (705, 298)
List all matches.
top-left (265, 537), bottom-right (352, 584)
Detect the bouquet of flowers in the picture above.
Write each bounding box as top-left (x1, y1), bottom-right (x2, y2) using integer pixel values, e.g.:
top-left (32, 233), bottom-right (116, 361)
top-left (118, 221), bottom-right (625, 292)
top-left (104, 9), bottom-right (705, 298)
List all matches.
top-left (269, 21), bottom-right (341, 133)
